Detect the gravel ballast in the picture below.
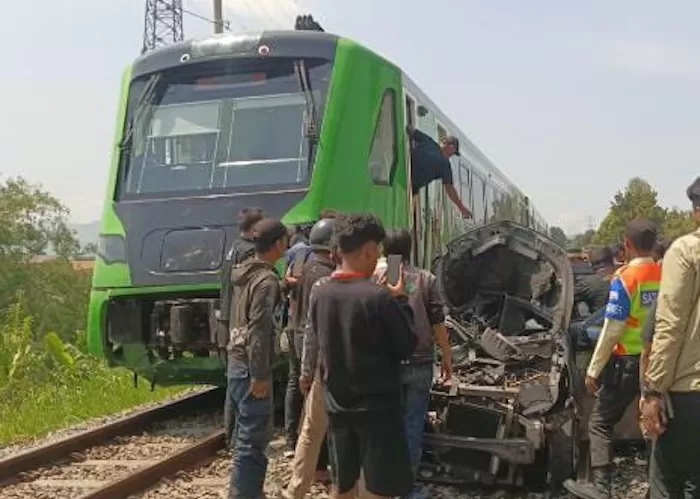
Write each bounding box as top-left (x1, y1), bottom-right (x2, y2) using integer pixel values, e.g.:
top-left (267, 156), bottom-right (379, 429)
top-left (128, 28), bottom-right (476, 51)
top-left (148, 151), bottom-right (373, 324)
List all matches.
top-left (136, 436), bottom-right (650, 499)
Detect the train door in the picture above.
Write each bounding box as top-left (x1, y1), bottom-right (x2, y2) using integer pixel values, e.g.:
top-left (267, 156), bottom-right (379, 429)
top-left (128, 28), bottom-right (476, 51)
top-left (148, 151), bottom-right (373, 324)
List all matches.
top-left (417, 109), bottom-right (439, 267)
top-left (404, 92), bottom-right (422, 267)
top-left (431, 123), bottom-right (448, 259)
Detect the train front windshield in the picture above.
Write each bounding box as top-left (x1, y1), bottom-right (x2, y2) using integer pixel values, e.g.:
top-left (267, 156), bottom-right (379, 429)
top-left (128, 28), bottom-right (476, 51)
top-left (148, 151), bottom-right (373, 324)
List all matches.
top-left (116, 57), bottom-right (332, 200)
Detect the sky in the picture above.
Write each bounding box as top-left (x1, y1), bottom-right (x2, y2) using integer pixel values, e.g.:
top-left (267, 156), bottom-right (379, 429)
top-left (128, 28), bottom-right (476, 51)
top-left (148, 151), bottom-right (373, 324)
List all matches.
top-left (1, 0), bottom-right (699, 234)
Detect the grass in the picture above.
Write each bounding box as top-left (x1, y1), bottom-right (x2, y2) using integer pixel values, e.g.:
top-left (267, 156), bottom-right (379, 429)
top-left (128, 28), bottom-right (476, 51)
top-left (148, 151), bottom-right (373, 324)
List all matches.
top-left (0, 363), bottom-right (189, 447)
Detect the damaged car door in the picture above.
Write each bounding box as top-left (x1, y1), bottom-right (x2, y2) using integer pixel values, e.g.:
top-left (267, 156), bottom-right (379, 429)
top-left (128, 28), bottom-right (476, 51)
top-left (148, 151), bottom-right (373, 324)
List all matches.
top-left (422, 221), bottom-right (578, 489)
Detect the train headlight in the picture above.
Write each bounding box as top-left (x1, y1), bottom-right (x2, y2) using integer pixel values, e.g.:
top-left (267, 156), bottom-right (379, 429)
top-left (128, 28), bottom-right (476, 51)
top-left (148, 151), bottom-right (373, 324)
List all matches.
top-left (97, 234), bottom-right (127, 264)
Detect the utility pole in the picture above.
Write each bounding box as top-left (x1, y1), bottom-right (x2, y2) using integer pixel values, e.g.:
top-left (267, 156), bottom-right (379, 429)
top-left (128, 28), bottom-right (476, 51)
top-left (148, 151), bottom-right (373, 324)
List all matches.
top-left (213, 0), bottom-right (224, 34)
top-left (142, 0), bottom-right (184, 53)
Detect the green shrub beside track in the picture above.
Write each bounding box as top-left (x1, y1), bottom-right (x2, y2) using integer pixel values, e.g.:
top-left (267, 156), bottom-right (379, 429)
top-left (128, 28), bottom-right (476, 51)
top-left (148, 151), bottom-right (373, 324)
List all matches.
top-left (0, 177), bottom-right (188, 447)
top-left (0, 293), bottom-right (188, 446)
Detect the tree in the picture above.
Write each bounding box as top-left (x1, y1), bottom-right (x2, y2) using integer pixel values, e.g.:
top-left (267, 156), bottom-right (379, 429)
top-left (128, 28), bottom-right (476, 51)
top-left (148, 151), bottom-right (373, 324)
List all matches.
top-left (81, 242), bottom-right (98, 256)
top-left (0, 177), bottom-right (80, 259)
top-left (663, 209), bottom-right (696, 241)
top-left (568, 229), bottom-right (596, 249)
top-left (594, 178), bottom-right (666, 245)
top-left (549, 226), bottom-right (567, 246)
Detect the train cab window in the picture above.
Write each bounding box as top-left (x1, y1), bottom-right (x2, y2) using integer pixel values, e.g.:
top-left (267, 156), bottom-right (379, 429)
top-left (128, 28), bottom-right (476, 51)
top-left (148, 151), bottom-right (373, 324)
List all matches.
top-left (220, 93), bottom-right (309, 188)
top-left (369, 90), bottom-right (398, 185)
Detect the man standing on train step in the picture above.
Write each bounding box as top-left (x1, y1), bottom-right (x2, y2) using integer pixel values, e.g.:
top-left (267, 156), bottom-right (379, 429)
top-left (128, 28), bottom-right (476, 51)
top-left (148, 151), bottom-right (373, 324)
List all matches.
top-left (406, 126), bottom-right (472, 220)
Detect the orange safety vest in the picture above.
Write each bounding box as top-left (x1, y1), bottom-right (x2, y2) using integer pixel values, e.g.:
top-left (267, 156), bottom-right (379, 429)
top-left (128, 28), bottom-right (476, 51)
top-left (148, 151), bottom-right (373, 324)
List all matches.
top-left (609, 260), bottom-right (661, 356)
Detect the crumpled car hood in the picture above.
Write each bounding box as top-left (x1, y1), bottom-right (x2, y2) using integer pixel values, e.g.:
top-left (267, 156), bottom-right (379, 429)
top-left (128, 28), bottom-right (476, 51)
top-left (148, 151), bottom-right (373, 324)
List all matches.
top-left (433, 221), bottom-right (574, 336)
top-left (422, 222), bottom-right (578, 489)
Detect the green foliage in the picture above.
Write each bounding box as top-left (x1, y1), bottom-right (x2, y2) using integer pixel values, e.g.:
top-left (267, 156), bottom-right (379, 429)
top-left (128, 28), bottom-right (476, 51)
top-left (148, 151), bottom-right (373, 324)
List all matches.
top-left (45, 332), bottom-right (76, 369)
top-left (0, 176), bottom-right (188, 445)
top-left (568, 178), bottom-right (697, 249)
top-left (0, 177), bottom-right (80, 258)
top-left (548, 226), bottom-right (567, 246)
top-left (593, 178), bottom-right (667, 245)
top-left (568, 229), bottom-right (597, 249)
top-left (81, 242), bottom-right (98, 255)
top-left (663, 209), bottom-right (696, 240)
top-left (0, 295), bottom-right (36, 384)
top-left (0, 295), bottom-right (187, 445)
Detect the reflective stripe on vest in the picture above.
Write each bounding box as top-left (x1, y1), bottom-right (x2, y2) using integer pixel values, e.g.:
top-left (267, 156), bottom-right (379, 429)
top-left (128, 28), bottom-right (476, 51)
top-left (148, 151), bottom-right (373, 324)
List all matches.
top-left (613, 261), bottom-right (661, 356)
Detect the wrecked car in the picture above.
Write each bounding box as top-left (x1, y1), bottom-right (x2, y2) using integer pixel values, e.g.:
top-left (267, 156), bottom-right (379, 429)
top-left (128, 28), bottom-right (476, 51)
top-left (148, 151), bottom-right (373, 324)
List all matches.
top-left (422, 221), bottom-right (644, 490)
top-left (421, 221), bottom-right (578, 490)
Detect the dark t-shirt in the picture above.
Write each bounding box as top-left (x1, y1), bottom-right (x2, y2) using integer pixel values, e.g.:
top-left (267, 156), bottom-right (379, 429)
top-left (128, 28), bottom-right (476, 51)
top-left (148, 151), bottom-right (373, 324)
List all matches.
top-left (410, 129), bottom-right (453, 194)
top-left (310, 277), bottom-right (417, 414)
top-left (574, 271), bottom-right (611, 313)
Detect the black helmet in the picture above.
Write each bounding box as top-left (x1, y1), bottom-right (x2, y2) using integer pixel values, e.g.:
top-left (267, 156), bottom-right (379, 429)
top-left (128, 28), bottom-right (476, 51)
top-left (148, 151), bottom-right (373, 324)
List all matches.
top-left (309, 218), bottom-right (336, 251)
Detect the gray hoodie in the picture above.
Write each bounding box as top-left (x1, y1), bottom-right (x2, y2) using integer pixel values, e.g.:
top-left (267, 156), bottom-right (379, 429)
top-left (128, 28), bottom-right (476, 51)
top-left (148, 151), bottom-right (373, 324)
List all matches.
top-left (227, 258), bottom-right (281, 380)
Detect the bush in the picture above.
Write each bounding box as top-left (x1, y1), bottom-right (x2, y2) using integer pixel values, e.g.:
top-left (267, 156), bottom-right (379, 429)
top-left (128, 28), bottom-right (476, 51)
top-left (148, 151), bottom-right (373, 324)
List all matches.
top-left (0, 287), bottom-right (186, 446)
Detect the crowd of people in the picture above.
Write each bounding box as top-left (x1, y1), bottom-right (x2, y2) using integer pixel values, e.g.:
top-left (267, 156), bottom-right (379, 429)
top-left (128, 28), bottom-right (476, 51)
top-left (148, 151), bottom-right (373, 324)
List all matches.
top-left (564, 178), bottom-right (700, 499)
top-left (219, 207), bottom-right (452, 499)
top-left (218, 177), bottom-right (700, 499)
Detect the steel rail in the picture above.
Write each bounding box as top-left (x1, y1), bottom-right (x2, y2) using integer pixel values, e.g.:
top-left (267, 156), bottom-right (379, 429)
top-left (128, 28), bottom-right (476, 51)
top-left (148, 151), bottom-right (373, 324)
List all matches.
top-left (78, 430), bottom-right (225, 499)
top-left (0, 387), bottom-right (223, 482)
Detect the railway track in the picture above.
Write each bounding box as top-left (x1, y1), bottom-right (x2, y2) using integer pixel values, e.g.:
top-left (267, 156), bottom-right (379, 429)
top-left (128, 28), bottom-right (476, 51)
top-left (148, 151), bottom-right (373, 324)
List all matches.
top-left (0, 388), bottom-right (226, 499)
top-left (0, 386), bottom-right (648, 498)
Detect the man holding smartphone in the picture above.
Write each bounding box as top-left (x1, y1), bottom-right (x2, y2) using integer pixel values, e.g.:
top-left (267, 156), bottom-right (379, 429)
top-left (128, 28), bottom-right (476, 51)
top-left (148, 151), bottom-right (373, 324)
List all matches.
top-left (309, 213), bottom-right (417, 499)
top-left (375, 229), bottom-right (453, 499)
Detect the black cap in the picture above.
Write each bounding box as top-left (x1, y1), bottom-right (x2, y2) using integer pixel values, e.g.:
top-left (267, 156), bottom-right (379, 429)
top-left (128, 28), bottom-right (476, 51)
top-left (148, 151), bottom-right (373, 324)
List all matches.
top-left (686, 177), bottom-right (700, 208)
top-left (442, 135), bottom-right (460, 156)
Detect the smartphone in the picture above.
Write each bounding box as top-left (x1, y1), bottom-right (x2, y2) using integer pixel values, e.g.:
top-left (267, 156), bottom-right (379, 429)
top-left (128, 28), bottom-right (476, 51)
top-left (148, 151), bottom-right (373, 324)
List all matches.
top-left (386, 254), bottom-right (403, 286)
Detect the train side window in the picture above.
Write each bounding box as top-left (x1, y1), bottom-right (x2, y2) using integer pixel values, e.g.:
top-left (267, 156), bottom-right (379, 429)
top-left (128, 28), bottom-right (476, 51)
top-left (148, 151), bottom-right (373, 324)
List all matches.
top-left (471, 173), bottom-right (485, 224)
top-left (459, 162), bottom-right (472, 211)
top-left (437, 124), bottom-right (447, 141)
top-left (369, 90), bottom-right (398, 185)
top-left (483, 183), bottom-right (492, 221)
top-left (405, 95), bottom-right (416, 129)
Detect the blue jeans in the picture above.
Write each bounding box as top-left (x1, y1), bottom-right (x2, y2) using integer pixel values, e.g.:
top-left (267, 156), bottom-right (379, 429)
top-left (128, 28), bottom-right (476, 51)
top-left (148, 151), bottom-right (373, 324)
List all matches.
top-left (401, 362), bottom-right (433, 476)
top-left (227, 375), bottom-right (274, 499)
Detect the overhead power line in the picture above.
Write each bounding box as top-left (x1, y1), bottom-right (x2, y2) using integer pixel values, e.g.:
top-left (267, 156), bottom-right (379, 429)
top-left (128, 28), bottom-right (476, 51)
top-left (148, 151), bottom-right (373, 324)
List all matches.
top-left (182, 6), bottom-right (231, 31)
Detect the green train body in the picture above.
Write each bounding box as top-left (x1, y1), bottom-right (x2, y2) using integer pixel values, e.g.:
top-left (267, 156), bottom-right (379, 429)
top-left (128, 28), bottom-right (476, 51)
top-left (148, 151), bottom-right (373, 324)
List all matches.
top-left (88, 30), bottom-right (548, 386)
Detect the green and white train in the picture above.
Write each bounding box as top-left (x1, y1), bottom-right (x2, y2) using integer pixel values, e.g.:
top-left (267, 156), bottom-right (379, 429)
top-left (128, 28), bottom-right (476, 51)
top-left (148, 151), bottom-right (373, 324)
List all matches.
top-left (87, 23), bottom-right (548, 386)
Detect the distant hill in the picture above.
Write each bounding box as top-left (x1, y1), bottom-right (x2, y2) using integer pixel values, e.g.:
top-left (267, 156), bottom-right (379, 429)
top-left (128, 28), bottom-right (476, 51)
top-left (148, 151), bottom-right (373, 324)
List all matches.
top-left (69, 220), bottom-right (101, 247)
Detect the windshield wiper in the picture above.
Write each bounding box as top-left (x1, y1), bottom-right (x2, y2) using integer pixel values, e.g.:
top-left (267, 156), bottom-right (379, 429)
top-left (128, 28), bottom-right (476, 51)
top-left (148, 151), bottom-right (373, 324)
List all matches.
top-left (294, 59), bottom-right (319, 146)
top-left (119, 73), bottom-right (161, 154)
